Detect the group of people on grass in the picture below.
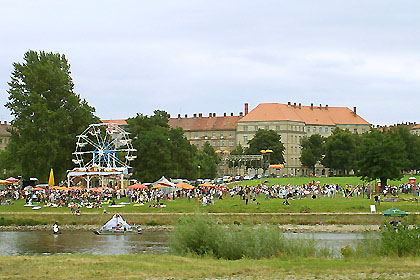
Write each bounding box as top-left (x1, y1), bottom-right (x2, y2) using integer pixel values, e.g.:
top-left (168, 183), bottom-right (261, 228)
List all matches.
top-left (1, 180), bottom-right (419, 210)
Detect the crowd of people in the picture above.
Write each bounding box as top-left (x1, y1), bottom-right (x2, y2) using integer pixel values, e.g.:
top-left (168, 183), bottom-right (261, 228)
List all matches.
top-left (1, 180), bottom-right (419, 211)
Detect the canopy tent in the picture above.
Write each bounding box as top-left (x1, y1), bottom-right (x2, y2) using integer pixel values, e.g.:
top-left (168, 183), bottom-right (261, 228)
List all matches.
top-left (153, 176), bottom-right (175, 187)
top-left (151, 184), bottom-right (165, 189)
top-left (6, 177), bottom-right (19, 182)
top-left (176, 183), bottom-right (195, 190)
top-left (51, 186), bottom-right (70, 191)
top-left (198, 182), bottom-right (217, 188)
top-left (382, 207), bottom-right (408, 217)
top-left (101, 213), bottom-right (131, 231)
top-left (127, 183), bottom-right (148, 190)
top-left (0, 179), bottom-right (11, 185)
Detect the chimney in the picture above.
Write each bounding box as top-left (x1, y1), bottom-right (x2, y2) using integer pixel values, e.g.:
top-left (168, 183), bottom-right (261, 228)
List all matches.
top-left (199, 113), bottom-right (202, 118)
top-left (325, 104), bottom-right (328, 110)
top-left (3, 121), bottom-right (6, 125)
top-left (209, 113), bottom-right (212, 117)
top-left (168, 114), bottom-right (170, 118)
top-left (319, 104), bottom-right (322, 109)
top-left (224, 112), bottom-right (227, 117)
top-left (184, 114), bottom-right (188, 118)
top-left (288, 102), bottom-right (291, 107)
top-left (298, 103), bottom-right (301, 109)
top-left (231, 112), bottom-right (234, 116)
top-left (193, 114), bottom-right (196, 118)
top-left (213, 113), bottom-right (216, 117)
top-left (244, 103), bottom-right (249, 115)
top-left (293, 103), bottom-right (297, 108)
top-left (310, 103), bottom-right (313, 110)
top-left (177, 114), bottom-right (181, 119)
top-left (239, 112), bottom-right (243, 116)
top-left (353, 107), bottom-right (357, 116)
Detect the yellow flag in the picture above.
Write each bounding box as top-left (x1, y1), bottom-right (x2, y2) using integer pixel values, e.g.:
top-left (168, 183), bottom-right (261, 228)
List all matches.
top-left (48, 168), bottom-right (55, 186)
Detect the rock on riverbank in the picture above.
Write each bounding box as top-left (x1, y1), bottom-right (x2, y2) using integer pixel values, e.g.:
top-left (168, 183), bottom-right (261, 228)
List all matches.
top-left (0, 224), bottom-right (379, 232)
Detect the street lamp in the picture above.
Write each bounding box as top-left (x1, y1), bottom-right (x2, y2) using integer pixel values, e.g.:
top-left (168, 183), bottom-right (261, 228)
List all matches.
top-left (198, 165), bottom-right (201, 179)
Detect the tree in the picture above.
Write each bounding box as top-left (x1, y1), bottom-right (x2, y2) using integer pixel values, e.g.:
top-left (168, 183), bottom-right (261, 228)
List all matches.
top-left (300, 134), bottom-right (324, 174)
top-left (127, 110), bottom-right (210, 182)
top-left (388, 125), bottom-right (420, 172)
top-left (196, 142), bottom-right (218, 179)
top-left (322, 128), bottom-right (357, 175)
top-left (246, 129), bottom-right (285, 164)
top-left (4, 50), bottom-right (97, 181)
top-left (356, 128), bottom-right (407, 188)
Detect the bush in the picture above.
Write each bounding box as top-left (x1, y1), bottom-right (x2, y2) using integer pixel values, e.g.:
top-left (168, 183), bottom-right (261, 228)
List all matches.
top-left (146, 220), bottom-right (160, 226)
top-left (0, 216), bottom-right (45, 226)
top-left (169, 214), bottom-right (332, 260)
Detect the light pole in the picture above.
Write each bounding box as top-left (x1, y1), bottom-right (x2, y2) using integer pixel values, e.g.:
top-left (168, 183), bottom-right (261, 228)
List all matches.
top-left (198, 165), bottom-right (201, 179)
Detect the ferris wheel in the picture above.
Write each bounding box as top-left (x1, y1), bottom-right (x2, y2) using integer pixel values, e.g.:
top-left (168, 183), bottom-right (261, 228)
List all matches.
top-left (72, 123), bottom-right (137, 169)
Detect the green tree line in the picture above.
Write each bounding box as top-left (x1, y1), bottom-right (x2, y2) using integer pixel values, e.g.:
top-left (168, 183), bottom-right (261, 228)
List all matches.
top-left (300, 127), bottom-right (420, 187)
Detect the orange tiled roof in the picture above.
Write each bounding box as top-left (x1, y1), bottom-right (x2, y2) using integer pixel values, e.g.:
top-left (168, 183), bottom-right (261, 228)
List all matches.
top-left (238, 103), bottom-right (370, 125)
top-left (412, 124), bottom-right (420, 130)
top-left (169, 116), bottom-right (241, 131)
top-left (101, 119), bottom-right (128, 126)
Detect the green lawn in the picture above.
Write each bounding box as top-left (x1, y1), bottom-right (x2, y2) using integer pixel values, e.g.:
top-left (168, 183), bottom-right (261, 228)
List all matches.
top-left (230, 175), bottom-right (420, 187)
top-left (1, 254), bottom-right (420, 279)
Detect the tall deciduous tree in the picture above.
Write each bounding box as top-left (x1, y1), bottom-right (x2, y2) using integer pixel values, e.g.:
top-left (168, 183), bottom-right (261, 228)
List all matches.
top-left (388, 125), bottom-right (420, 172)
top-left (300, 134), bottom-right (324, 174)
top-left (197, 142), bottom-right (218, 179)
top-left (322, 128), bottom-right (357, 175)
top-left (5, 50), bottom-right (97, 181)
top-left (246, 129), bottom-right (285, 164)
top-left (356, 128), bottom-right (407, 188)
top-left (127, 110), bottom-right (210, 182)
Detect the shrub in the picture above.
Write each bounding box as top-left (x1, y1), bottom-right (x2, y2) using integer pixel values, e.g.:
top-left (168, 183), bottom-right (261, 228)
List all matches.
top-left (146, 220), bottom-right (160, 226)
top-left (169, 214), bottom-right (332, 260)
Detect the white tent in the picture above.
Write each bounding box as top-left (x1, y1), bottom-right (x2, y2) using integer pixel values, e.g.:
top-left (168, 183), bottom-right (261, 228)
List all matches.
top-left (101, 213), bottom-right (131, 231)
top-left (153, 176), bottom-right (175, 187)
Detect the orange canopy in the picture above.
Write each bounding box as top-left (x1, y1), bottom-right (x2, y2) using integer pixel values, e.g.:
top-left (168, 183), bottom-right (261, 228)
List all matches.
top-left (127, 183), bottom-right (148, 190)
top-left (198, 182), bottom-right (217, 187)
top-left (51, 186), bottom-right (70, 191)
top-left (176, 183), bottom-right (195, 189)
top-left (151, 184), bottom-right (165, 189)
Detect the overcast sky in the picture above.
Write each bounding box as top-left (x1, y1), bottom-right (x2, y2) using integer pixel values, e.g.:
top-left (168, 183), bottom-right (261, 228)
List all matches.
top-left (1, 0), bottom-right (419, 125)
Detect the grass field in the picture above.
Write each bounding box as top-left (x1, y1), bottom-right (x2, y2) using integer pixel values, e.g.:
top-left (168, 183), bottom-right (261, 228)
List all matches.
top-left (1, 254), bottom-right (420, 279)
top-left (230, 175), bottom-right (420, 187)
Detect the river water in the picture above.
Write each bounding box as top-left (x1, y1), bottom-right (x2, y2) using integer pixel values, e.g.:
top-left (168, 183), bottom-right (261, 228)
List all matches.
top-left (0, 231), bottom-right (375, 256)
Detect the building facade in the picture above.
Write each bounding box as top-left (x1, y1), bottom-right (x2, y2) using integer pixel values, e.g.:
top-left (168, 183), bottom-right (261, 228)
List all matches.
top-left (168, 113), bottom-right (242, 152)
top-left (0, 121), bottom-right (11, 151)
top-left (411, 124), bottom-right (420, 135)
top-left (236, 102), bottom-right (371, 176)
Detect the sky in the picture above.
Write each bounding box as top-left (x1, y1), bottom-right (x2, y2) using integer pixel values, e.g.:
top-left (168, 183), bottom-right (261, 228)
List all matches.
top-left (0, 0), bottom-right (419, 125)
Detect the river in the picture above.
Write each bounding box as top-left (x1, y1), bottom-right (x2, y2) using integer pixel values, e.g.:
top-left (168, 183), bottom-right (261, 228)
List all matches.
top-left (0, 231), bottom-right (376, 256)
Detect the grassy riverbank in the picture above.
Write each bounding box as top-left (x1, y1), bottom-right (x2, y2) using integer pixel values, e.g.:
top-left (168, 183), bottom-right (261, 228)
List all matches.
top-left (1, 254), bottom-right (420, 279)
top-left (2, 193), bottom-right (420, 214)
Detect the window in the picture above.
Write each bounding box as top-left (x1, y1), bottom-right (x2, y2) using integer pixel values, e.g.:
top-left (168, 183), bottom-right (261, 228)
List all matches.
top-left (229, 132), bottom-right (233, 137)
top-left (212, 141), bottom-right (216, 146)
top-left (255, 125), bottom-right (258, 131)
top-left (362, 129), bottom-right (366, 133)
top-left (205, 133), bottom-right (208, 138)
top-left (244, 126), bottom-right (248, 131)
top-left (194, 133), bottom-right (199, 139)
top-left (195, 143), bottom-right (199, 147)
top-left (229, 141), bottom-right (234, 146)
top-left (276, 126), bottom-right (280, 131)
top-left (354, 129), bottom-right (358, 134)
top-left (212, 132), bottom-right (216, 137)
top-left (313, 127), bottom-right (316, 133)
top-left (319, 127), bottom-right (323, 133)
top-left (244, 136), bottom-right (248, 142)
top-left (220, 132), bottom-right (223, 137)
top-left (221, 141), bottom-right (225, 147)
top-left (265, 126), bottom-right (269, 130)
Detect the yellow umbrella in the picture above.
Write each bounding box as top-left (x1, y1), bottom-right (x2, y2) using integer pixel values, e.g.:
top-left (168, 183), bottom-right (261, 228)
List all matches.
top-left (48, 168), bottom-right (55, 187)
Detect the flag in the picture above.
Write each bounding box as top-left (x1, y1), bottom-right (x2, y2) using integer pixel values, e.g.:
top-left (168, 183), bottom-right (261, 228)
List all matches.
top-left (48, 168), bottom-right (55, 186)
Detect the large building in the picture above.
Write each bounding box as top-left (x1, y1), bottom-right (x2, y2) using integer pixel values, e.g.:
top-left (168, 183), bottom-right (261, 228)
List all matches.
top-left (168, 112), bottom-right (242, 152)
top-left (0, 121), bottom-right (11, 151)
top-left (411, 124), bottom-right (420, 136)
top-left (236, 102), bottom-right (371, 176)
